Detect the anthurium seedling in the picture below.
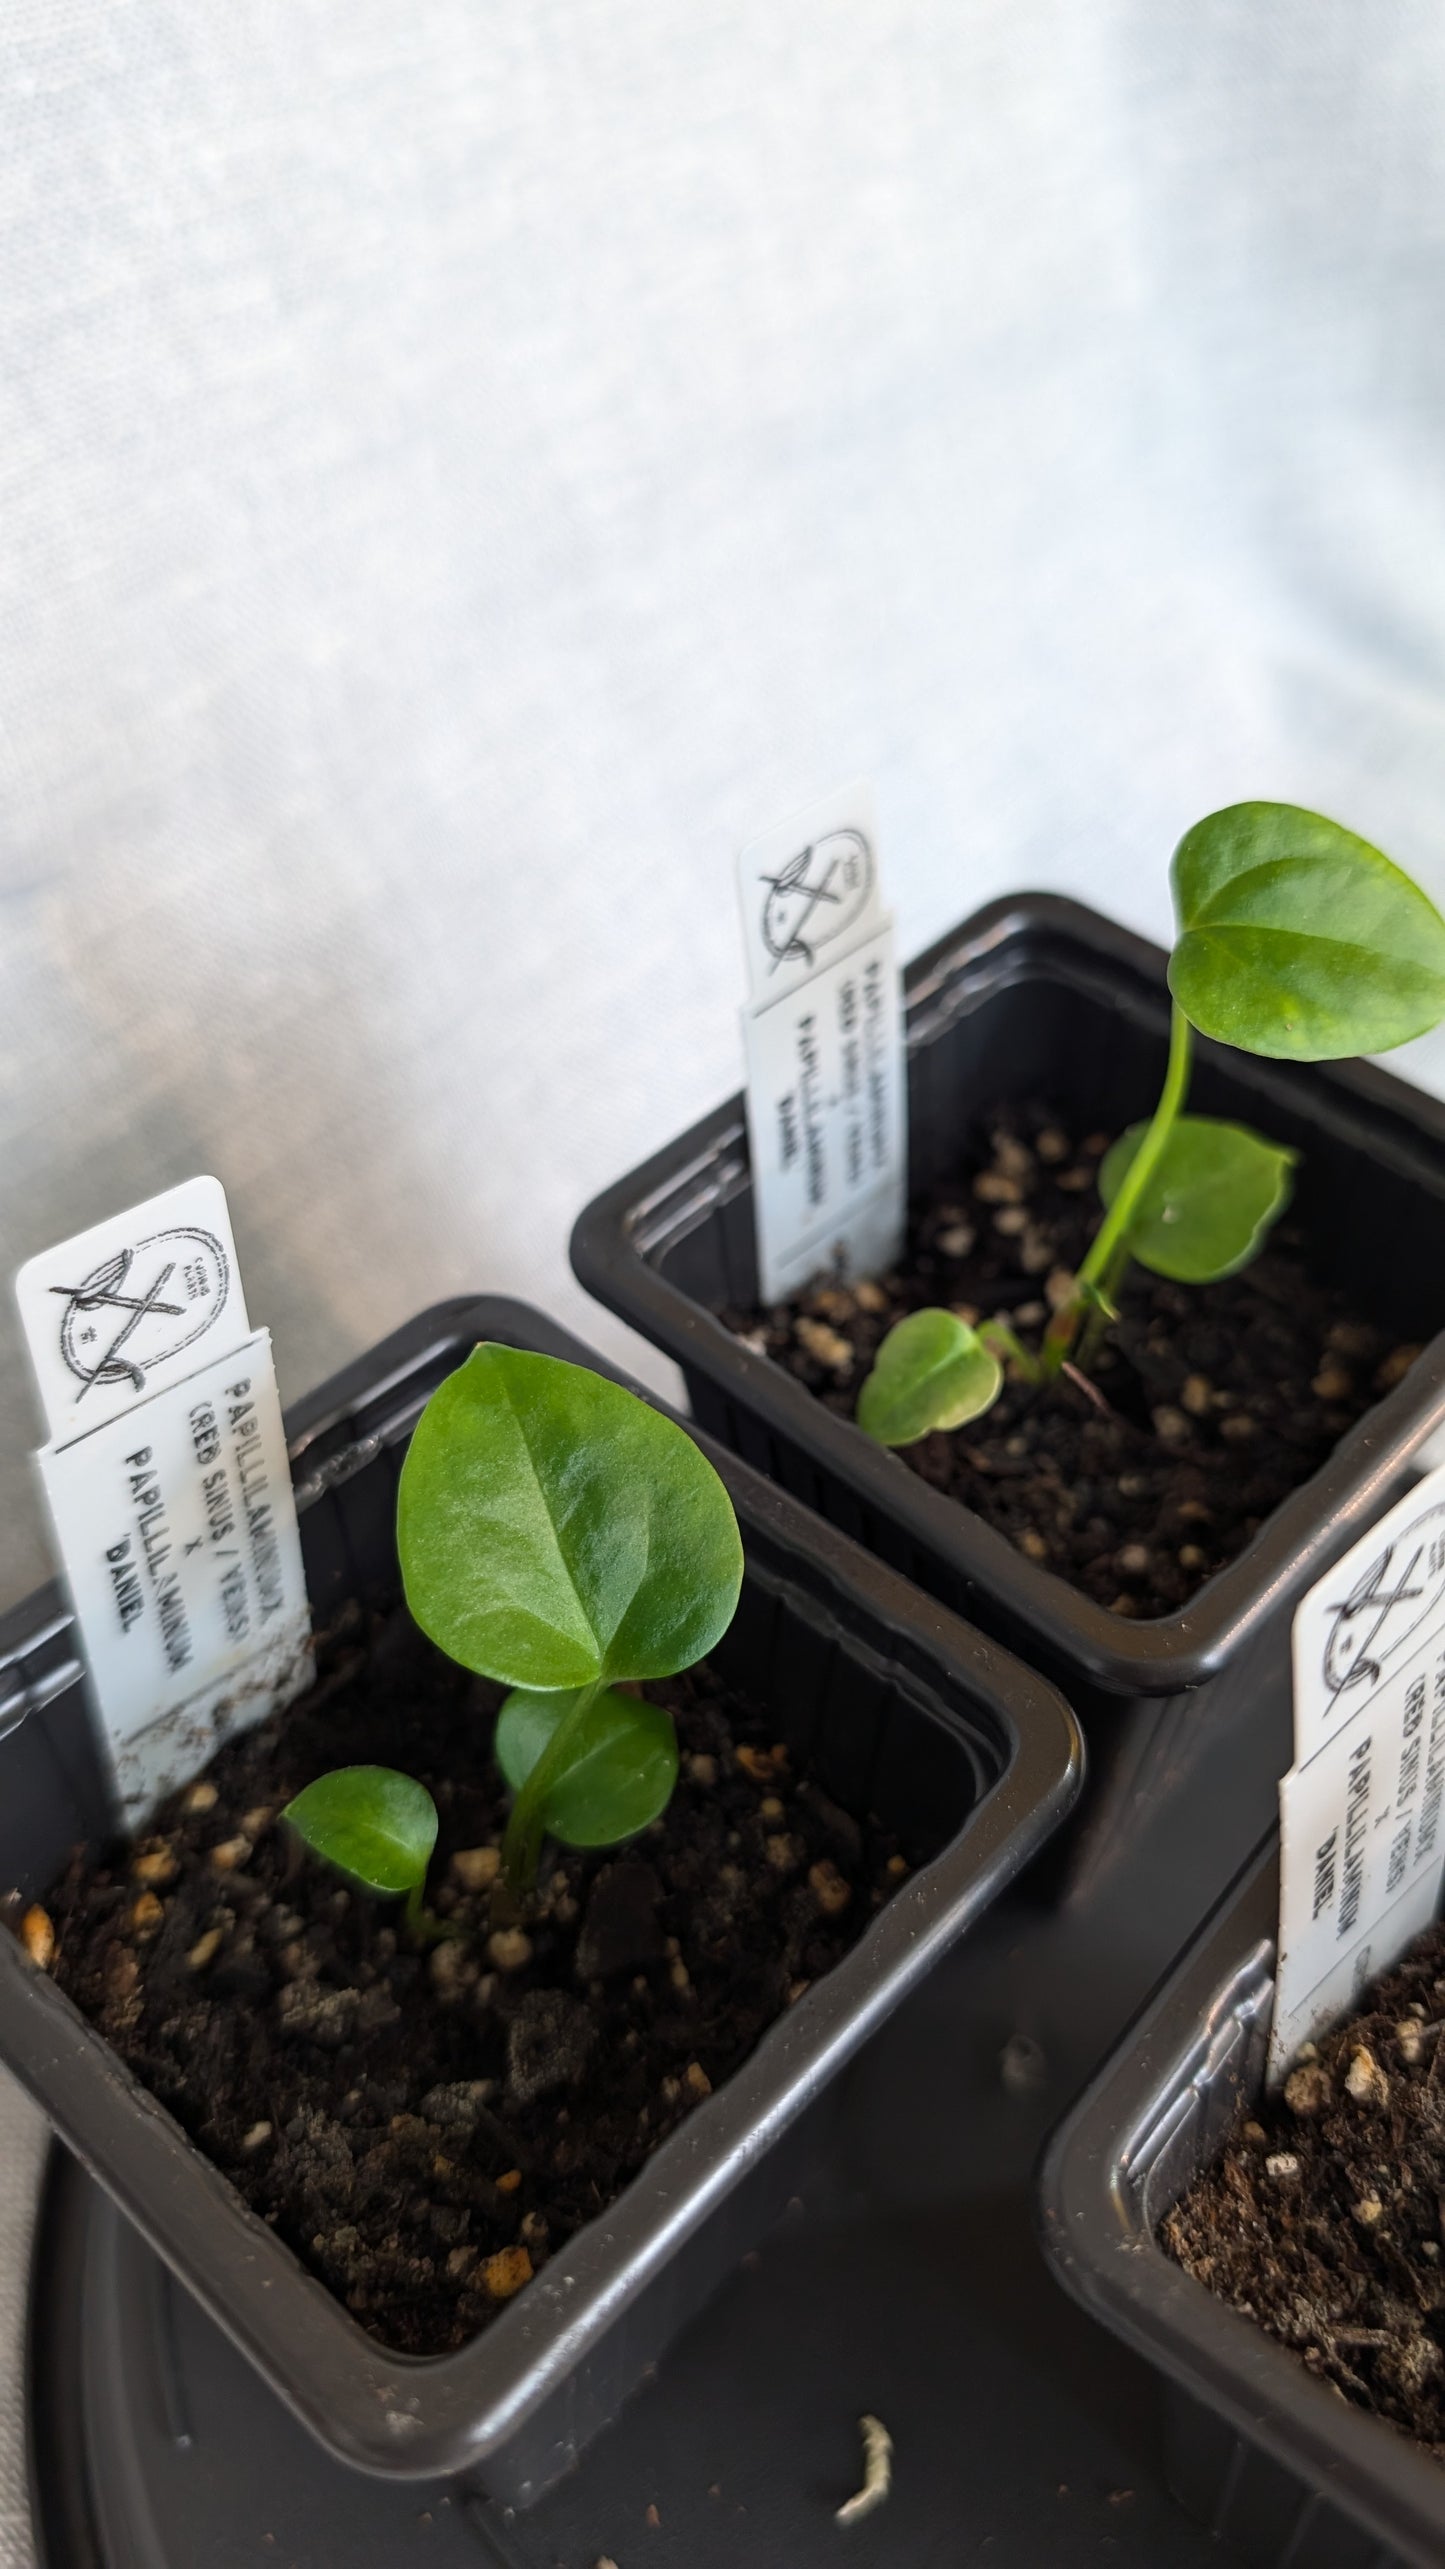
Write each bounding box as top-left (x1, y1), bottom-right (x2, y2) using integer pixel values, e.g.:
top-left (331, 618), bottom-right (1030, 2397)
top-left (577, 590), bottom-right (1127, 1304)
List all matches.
top-left (282, 1765), bottom-right (448, 1938)
top-left (858, 802), bottom-right (1445, 1446)
top-left (397, 1344), bottom-right (744, 1904)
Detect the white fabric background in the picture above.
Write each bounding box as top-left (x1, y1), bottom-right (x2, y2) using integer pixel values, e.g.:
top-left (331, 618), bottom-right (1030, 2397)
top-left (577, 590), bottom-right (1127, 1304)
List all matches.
top-left (4, 6), bottom-right (1445, 2559)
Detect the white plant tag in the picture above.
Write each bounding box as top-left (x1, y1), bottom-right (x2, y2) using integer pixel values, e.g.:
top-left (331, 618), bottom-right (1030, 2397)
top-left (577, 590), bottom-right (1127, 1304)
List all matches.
top-left (1269, 1462), bottom-right (1445, 2081)
top-left (737, 785), bottom-right (907, 1305)
top-left (17, 1176), bottom-right (249, 1444)
top-left (18, 1183), bottom-right (312, 1827)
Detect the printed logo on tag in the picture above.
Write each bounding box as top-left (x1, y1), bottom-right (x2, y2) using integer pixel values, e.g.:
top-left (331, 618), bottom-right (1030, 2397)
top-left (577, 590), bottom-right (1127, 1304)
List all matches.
top-left (17, 1177), bottom-right (248, 1445)
top-left (737, 785), bottom-right (907, 1306)
top-left (1270, 1462), bottom-right (1445, 2080)
top-left (738, 795), bottom-right (888, 1008)
top-left (17, 1179), bottom-right (311, 1828)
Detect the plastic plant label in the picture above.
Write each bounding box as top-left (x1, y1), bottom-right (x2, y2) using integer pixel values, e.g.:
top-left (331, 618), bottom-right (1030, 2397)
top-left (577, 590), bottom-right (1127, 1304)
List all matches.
top-left (16, 1176), bottom-right (249, 1444)
top-left (1269, 1461), bottom-right (1445, 2081)
top-left (736, 784), bottom-right (907, 1304)
top-left (18, 1183), bottom-right (311, 1827)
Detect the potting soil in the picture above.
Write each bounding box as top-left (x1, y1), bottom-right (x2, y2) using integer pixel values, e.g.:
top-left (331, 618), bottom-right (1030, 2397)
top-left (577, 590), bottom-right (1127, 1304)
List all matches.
top-left (727, 1114), bottom-right (1412, 1620)
top-left (1164, 1918), bottom-right (1445, 2455)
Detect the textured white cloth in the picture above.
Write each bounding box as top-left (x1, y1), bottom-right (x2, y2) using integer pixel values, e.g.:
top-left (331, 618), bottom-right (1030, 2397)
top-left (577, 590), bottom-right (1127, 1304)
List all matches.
top-left (4, 7), bottom-right (1445, 2560)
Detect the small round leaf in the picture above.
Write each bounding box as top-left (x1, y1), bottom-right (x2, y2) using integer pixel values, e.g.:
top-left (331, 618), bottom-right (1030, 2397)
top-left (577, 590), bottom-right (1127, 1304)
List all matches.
top-left (856, 1307), bottom-right (1003, 1447)
top-left (397, 1345), bottom-right (744, 1691)
top-left (494, 1686), bottom-right (679, 1847)
top-left (1170, 802), bottom-right (1445, 1060)
top-left (1098, 1115), bottom-right (1296, 1282)
top-left (282, 1766), bottom-right (437, 1897)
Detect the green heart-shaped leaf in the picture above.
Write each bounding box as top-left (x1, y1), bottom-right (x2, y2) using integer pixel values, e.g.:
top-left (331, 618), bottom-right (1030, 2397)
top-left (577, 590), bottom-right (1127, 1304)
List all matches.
top-left (1098, 1115), bottom-right (1296, 1282)
top-left (283, 1766), bottom-right (437, 1897)
top-left (856, 1307), bottom-right (1003, 1447)
top-left (1170, 802), bottom-right (1445, 1060)
top-left (397, 1344), bottom-right (744, 1691)
top-left (495, 1685), bottom-right (679, 1847)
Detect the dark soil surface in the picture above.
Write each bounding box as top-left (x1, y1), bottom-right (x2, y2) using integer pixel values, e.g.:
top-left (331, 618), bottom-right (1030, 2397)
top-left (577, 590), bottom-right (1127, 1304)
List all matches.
top-left (1164, 1922), bottom-right (1445, 2456)
top-left (34, 1606), bottom-right (907, 2357)
top-left (727, 1110), bottom-right (1419, 1618)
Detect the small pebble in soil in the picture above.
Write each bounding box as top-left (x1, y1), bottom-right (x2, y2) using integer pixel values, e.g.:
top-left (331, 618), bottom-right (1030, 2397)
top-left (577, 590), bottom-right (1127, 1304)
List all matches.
top-left (1282, 2062), bottom-right (1331, 2114)
top-left (1377, 1344), bottom-right (1421, 1389)
top-left (131, 1848), bottom-right (177, 1888)
top-left (1344, 2044), bottom-right (1389, 2108)
top-left (735, 1743), bottom-right (783, 1783)
top-left (794, 1317), bottom-right (853, 1373)
top-left (478, 2246), bottom-right (532, 2300)
top-left (487, 1928), bottom-right (532, 1973)
top-left (450, 1846), bottom-right (500, 1893)
top-left (808, 1859), bottom-right (851, 1917)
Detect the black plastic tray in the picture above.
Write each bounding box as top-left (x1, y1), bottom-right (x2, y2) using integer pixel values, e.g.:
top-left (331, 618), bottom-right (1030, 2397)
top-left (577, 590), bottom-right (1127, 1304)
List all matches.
top-left (0, 1299), bottom-right (1081, 2513)
top-left (1039, 1839), bottom-right (1445, 2569)
top-left (570, 894), bottom-right (1445, 1901)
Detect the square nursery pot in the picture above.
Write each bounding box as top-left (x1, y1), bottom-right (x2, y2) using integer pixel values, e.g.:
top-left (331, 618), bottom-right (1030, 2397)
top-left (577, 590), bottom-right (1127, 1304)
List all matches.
top-left (571, 893), bottom-right (1445, 1919)
top-left (1038, 1838), bottom-right (1445, 2569)
top-left (0, 1297), bottom-right (1081, 2509)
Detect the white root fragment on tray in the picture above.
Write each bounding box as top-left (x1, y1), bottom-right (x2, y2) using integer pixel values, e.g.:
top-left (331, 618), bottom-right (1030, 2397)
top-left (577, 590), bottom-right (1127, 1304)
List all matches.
top-left (835, 2413), bottom-right (893, 2526)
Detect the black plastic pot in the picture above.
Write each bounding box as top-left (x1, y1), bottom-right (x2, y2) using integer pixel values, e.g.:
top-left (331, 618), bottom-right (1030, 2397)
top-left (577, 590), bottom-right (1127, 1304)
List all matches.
top-left (0, 1297), bottom-right (1081, 2511)
top-left (571, 894), bottom-right (1445, 1910)
top-left (1038, 1839), bottom-right (1445, 2569)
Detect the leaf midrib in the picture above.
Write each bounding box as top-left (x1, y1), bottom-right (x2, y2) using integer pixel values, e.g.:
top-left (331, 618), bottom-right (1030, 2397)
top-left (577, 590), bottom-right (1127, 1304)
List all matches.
top-left (1188, 859), bottom-right (1430, 958)
top-left (496, 1362), bottom-right (604, 1670)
